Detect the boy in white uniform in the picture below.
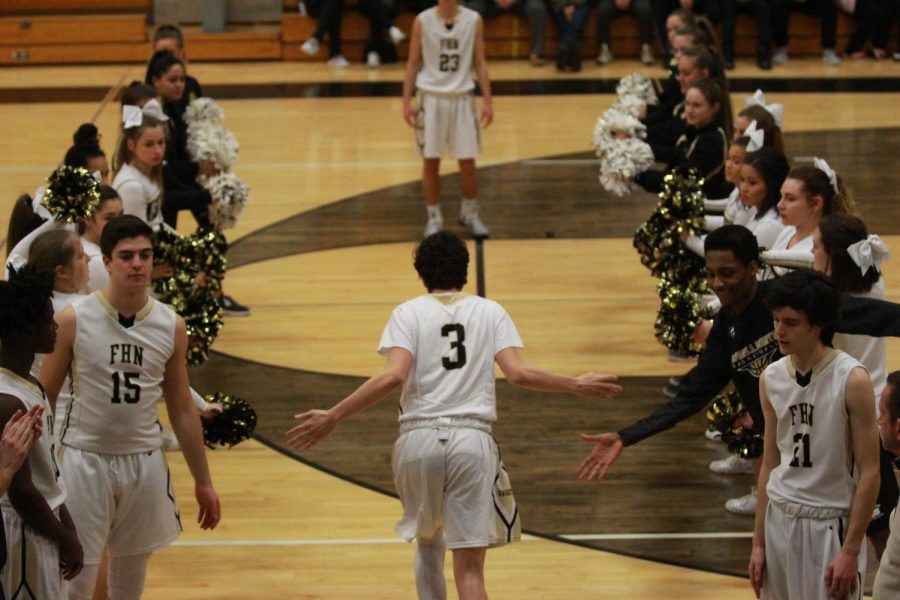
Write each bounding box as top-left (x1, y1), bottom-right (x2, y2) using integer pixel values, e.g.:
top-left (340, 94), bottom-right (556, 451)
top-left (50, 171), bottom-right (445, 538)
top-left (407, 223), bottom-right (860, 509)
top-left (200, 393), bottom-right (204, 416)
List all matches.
top-left (750, 269), bottom-right (880, 600)
top-left (287, 231), bottom-right (622, 600)
top-left (39, 215), bottom-right (221, 599)
top-left (0, 266), bottom-right (83, 597)
top-left (403, 0), bottom-right (493, 239)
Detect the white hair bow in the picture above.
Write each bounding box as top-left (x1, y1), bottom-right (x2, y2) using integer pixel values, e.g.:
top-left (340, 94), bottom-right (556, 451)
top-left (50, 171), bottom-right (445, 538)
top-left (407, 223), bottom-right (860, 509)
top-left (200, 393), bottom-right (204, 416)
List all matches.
top-left (744, 119), bottom-right (765, 152)
top-left (846, 234), bottom-right (890, 275)
top-left (121, 98), bottom-right (169, 128)
top-left (744, 89), bottom-right (784, 128)
top-left (812, 157), bottom-right (840, 195)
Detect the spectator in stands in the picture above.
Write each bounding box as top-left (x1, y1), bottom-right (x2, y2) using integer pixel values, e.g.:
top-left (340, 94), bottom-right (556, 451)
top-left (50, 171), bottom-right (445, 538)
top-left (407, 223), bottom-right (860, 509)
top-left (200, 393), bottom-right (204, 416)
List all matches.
top-left (652, 1), bottom-right (721, 62)
top-left (719, 0), bottom-right (778, 70)
top-left (463, 0), bottom-right (548, 66)
top-left (358, 0), bottom-right (409, 68)
top-left (549, 0), bottom-right (592, 71)
top-left (300, 0), bottom-right (350, 69)
top-left (594, 0), bottom-right (656, 65)
top-left (770, 0), bottom-right (841, 65)
top-left (152, 24), bottom-right (204, 114)
top-left (845, 0), bottom-right (898, 60)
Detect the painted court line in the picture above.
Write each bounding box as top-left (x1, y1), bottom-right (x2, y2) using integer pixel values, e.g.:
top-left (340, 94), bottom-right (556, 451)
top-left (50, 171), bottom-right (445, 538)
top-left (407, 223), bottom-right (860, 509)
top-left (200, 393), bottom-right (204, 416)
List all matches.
top-left (172, 532), bottom-right (753, 547)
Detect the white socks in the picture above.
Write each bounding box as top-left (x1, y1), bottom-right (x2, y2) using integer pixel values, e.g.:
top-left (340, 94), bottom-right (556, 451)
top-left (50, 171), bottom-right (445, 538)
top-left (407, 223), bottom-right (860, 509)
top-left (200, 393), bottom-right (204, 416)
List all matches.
top-left (415, 534), bottom-right (447, 600)
top-left (426, 204), bottom-right (443, 222)
top-left (459, 198), bottom-right (477, 221)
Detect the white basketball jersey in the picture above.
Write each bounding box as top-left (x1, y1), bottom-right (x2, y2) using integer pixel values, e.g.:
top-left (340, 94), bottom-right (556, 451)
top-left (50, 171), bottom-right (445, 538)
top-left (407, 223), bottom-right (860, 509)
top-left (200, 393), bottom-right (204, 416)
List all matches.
top-left (416, 6), bottom-right (478, 96)
top-left (378, 293), bottom-right (523, 422)
top-left (62, 291), bottom-right (176, 454)
top-left (0, 369), bottom-right (65, 511)
top-left (112, 163), bottom-right (163, 229)
top-left (765, 350), bottom-right (864, 511)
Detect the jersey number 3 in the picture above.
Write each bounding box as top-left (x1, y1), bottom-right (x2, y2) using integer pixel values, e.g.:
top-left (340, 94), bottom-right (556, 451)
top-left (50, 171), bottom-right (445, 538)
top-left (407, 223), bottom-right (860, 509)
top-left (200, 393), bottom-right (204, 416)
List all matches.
top-left (441, 324), bottom-right (467, 370)
top-left (111, 372), bottom-right (141, 404)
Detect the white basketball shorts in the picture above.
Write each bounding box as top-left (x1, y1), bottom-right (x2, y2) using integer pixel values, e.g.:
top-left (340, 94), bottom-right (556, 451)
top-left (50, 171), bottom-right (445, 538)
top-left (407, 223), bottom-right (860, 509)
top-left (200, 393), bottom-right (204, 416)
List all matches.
top-left (1, 507), bottom-right (65, 598)
top-left (392, 422), bottom-right (520, 549)
top-left (59, 446), bottom-right (182, 563)
top-left (415, 92), bottom-right (481, 160)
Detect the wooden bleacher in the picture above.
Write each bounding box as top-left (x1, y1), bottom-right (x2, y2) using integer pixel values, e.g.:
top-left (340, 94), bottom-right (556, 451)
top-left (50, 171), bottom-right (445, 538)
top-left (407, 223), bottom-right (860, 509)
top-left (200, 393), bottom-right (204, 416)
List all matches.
top-left (0, 0), bottom-right (888, 66)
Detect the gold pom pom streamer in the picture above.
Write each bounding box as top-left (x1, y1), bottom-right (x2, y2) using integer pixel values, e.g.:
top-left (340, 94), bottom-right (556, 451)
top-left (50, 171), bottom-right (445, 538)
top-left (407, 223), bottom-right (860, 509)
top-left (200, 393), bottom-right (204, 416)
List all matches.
top-left (42, 166), bottom-right (100, 223)
top-left (201, 392), bottom-right (257, 449)
top-left (182, 290), bottom-right (224, 366)
top-left (655, 277), bottom-right (705, 356)
top-left (706, 387), bottom-right (764, 460)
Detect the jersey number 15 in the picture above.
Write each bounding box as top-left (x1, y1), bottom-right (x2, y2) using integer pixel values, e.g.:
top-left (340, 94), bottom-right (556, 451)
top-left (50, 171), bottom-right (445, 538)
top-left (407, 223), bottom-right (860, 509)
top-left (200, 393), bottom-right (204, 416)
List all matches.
top-left (111, 372), bottom-right (141, 404)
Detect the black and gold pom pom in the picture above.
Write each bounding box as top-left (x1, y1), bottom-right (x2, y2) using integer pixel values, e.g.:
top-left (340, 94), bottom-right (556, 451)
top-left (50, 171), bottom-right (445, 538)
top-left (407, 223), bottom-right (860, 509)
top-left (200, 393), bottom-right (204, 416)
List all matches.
top-left (201, 392), bottom-right (257, 449)
top-left (42, 166), bottom-right (100, 223)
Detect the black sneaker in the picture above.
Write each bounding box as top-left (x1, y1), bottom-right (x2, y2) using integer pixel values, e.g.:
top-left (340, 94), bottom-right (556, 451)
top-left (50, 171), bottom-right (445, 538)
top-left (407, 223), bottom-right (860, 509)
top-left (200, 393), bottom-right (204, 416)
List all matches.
top-left (220, 294), bottom-right (251, 316)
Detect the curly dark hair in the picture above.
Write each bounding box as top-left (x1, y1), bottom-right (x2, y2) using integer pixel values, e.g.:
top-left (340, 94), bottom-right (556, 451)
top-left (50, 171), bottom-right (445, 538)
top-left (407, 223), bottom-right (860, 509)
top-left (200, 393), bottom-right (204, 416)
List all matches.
top-left (0, 265), bottom-right (54, 339)
top-left (414, 231), bottom-right (469, 292)
top-left (764, 269), bottom-right (840, 346)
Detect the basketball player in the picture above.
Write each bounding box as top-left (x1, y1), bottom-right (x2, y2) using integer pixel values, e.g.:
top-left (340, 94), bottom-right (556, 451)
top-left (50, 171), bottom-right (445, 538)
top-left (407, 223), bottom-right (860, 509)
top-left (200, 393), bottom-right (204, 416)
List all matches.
top-left (38, 215), bottom-right (221, 599)
top-left (749, 270), bottom-right (879, 600)
top-left (0, 266), bottom-right (83, 597)
top-left (402, 0), bottom-right (493, 238)
top-left (287, 231), bottom-right (622, 600)
top-left (873, 371), bottom-right (900, 599)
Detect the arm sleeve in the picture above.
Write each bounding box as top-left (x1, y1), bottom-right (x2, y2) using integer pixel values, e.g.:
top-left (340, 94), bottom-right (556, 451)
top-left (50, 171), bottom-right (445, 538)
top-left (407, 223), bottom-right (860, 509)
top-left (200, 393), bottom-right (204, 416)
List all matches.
top-left (761, 248), bottom-right (814, 271)
top-left (115, 179), bottom-right (147, 220)
top-left (493, 304), bottom-right (524, 354)
top-left (704, 215), bottom-right (725, 232)
top-left (636, 168), bottom-right (665, 193)
top-left (618, 317), bottom-right (733, 446)
top-left (704, 198), bottom-right (729, 212)
top-left (190, 387), bottom-right (210, 412)
top-left (685, 233), bottom-right (706, 257)
top-left (378, 304), bottom-right (416, 356)
top-left (86, 256), bottom-right (109, 292)
top-left (4, 217), bottom-right (66, 279)
top-left (839, 294), bottom-right (900, 337)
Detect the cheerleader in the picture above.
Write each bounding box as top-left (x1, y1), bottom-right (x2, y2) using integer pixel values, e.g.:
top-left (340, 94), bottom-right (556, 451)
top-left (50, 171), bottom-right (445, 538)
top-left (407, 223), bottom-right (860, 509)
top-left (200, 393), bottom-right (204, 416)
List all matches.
top-left (812, 213), bottom-right (896, 558)
top-left (111, 102), bottom-right (166, 230)
top-left (767, 160), bottom-right (854, 264)
top-left (78, 185), bottom-right (124, 292)
top-left (637, 78), bottom-right (731, 199)
top-left (737, 147), bottom-right (789, 251)
top-left (145, 50), bottom-right (215, 229)
top-left (63, 124), bottom-right (109, 185)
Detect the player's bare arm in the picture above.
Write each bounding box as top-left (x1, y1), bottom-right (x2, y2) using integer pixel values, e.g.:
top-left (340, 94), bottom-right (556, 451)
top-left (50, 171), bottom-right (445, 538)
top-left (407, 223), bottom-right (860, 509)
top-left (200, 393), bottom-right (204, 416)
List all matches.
top-left (473, 16), bottom-right (492, 128)
top-left (402, 17), bottom-right (423, 127)
top-left (494, 347), bottom-right (621, 399)
top-left (162, 316), bottom-right (221, 530)
top-left (286, 347), bottom-right (413, 449)
top-left (0, 394), bottom-right (83, 580)
top-left (749, 372), bottom-right (778, 599)
top-left (825, 366), bottom-right (880, 599)
top-left (37, 305), bottom-right (76, 412)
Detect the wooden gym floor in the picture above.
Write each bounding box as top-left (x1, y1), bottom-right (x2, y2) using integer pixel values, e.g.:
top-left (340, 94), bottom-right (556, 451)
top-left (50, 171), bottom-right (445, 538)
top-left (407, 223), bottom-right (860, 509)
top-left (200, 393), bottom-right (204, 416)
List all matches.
top-left (1, 58), bottom-right (899, 598)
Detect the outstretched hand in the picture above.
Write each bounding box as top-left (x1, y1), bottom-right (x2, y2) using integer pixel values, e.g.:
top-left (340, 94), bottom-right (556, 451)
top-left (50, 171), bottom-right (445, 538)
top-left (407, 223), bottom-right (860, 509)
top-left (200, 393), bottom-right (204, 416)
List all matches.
top-left (577, 432), bottom-right (623, 481)
top-left (286, 410), bottom-right (337, 449)
top-left (572, 373), bottom-right (622, 400)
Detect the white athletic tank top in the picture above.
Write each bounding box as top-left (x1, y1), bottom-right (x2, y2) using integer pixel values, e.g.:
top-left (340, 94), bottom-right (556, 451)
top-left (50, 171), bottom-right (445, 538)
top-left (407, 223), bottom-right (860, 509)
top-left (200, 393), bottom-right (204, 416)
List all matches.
top-left (379, 293), bottom-right (523, 422)
top-left (0, 369), bottom-right (66, 510)
top-left (112, 163), bottom-right (163, 229)
top-left (63, 291), bottom-right (176, 453)
top-left (765, 351), bottom-right (863, 511)
top-left (415, 6), bottom-right (478, 96)
top-left (833, 280), bottom-right (887, 413)
top-left (32, 291), bottom-right (81, 439)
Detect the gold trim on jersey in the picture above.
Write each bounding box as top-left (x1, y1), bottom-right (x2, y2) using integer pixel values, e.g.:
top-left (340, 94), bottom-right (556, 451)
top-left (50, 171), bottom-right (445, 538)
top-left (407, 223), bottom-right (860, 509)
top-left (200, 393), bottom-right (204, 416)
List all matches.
top-left (0, 367), bottom-right (44, 401)
top-left (94, 290), bottom-right (156, 325)
top-left (785, 348), bottom-right (840, 384)
top-left (428, 292), bottom-right (469, 305)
